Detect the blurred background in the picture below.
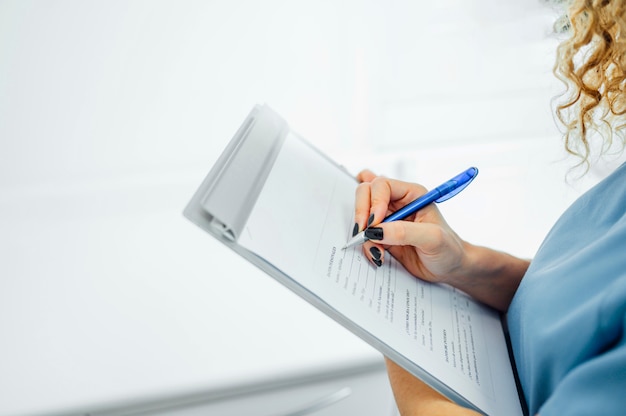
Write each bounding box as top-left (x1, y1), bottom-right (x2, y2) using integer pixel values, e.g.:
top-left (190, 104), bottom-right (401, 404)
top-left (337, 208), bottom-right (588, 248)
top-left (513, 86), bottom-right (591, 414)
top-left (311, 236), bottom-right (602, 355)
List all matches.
top-left (1, 1), bottom-right (621, 415)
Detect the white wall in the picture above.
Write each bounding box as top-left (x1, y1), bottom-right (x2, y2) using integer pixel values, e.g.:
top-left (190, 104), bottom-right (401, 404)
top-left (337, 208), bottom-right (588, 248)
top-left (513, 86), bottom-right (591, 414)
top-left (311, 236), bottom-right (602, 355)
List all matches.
top-left (0, 1), bottom-right (563, 184)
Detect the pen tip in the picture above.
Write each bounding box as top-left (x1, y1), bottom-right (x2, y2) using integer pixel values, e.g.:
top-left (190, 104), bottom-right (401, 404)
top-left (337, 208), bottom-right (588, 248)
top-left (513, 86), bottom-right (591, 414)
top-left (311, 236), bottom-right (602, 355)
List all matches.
top-left (343, 231), bottom-right (366, 250)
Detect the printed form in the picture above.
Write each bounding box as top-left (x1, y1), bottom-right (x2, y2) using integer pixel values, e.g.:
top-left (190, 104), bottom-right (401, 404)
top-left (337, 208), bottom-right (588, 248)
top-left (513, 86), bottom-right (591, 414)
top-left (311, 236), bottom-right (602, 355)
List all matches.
top-left (238, 133), bottom-right (522, 416)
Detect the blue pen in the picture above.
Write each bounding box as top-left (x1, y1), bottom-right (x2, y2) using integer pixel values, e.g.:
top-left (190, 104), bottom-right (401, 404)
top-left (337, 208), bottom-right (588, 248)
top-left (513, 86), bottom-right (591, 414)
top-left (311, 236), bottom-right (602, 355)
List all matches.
top-left (343, 167), bottom-right (479, 249)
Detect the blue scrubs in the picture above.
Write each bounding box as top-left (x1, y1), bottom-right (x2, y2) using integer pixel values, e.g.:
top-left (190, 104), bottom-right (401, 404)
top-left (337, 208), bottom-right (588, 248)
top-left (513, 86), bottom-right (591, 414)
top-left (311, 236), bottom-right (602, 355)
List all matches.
top-left (507, 162), bottom-right (626, 415)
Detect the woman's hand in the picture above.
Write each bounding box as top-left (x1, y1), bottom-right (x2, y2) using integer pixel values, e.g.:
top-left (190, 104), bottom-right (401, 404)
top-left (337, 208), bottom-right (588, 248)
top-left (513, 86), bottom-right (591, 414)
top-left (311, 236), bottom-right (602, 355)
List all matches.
top-left (354, 169), bottom-right (467, 286)
top-left (353, 170), bottom-right (529, 312)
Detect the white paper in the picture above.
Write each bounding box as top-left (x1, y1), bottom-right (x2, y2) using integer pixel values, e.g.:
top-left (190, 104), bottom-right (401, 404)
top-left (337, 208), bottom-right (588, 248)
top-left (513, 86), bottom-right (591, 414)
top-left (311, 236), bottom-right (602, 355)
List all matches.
top-left (238, 132), bottom-right (522, 416)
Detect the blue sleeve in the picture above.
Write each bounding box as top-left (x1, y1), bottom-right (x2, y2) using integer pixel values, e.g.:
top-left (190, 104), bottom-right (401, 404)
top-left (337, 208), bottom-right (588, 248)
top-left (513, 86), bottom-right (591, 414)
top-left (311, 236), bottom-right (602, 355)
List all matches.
top-left (540, 315), bottom-right (626, 415)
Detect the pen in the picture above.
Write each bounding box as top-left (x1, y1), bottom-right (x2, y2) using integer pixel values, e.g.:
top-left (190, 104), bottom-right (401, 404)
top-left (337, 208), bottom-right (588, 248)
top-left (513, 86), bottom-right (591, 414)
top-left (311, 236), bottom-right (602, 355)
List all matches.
top-left (343, 167), bottom-right (479, 250)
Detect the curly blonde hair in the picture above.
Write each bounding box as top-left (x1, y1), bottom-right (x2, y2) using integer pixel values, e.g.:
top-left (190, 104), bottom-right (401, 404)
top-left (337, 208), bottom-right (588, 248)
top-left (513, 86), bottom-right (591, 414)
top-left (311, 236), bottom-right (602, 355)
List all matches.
top-left (554, 0), bottom-right (626, 168)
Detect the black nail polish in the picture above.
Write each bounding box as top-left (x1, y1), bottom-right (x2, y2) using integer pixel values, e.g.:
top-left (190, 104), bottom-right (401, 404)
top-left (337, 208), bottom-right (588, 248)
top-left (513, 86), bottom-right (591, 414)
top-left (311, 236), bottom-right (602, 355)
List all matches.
top-left (369, 246), bottom-right (381, 261)
top-left (352, 223), bottom-right (359, 237)
top-left (367, 213), bottom-right (375, 227)
top-left (365, 227), bottom-right (383, 241)
top-left (373, 258), bottom-right (382, 267)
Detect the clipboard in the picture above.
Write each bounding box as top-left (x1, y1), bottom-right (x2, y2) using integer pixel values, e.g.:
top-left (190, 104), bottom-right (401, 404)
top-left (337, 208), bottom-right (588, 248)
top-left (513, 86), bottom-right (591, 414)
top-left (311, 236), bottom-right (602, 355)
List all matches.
top-left (183, 104), bottom-right (526, 416)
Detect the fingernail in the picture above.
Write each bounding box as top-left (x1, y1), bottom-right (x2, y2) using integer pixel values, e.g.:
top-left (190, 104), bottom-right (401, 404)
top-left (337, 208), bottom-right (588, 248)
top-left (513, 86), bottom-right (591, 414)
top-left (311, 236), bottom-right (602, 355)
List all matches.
top-left (364, 227), bottom-right (383, 241)
top-left (369, 246), bottom-right (381, 261)
top-left (367, 213), bottom-right (375, 227)
top-left (352, 223), bottom-right (359, 237)
top-left (373, 258), bottom-right (382, 267)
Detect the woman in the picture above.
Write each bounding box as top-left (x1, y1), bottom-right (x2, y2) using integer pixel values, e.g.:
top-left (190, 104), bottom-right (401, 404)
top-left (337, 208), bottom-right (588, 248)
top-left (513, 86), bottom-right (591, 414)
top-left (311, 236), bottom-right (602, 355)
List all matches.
top-left (354, 1), bottom-right (626, 414)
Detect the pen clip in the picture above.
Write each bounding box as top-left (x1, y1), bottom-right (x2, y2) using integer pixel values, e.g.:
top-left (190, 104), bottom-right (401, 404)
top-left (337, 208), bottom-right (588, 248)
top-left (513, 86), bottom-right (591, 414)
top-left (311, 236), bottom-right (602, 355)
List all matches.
top-left (434, 167), bottom-right (478, 203)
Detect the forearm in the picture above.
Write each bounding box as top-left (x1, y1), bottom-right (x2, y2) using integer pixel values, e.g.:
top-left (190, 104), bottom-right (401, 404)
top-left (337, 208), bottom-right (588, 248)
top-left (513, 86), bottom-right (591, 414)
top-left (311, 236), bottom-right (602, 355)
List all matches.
top-left (451, 242), bottom-right (530, 312)
top-left (386, 358), bottom-right (482, 416)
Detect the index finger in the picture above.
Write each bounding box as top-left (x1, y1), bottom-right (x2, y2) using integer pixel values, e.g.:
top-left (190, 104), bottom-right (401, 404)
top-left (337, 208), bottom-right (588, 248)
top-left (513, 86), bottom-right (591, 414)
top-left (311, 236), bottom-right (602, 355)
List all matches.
top-left (368, 176), bottom-right (428, 226)
top-left (356, 169), bottom-right (377, 183)
top-left (353, 181), bottom-right (372, 236)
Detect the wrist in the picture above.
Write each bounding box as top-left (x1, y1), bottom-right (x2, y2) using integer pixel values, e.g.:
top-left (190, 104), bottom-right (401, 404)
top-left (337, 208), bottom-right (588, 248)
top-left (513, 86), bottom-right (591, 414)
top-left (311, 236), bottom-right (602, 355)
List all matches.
top-left (450, 242), bottom-right (530, 311)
